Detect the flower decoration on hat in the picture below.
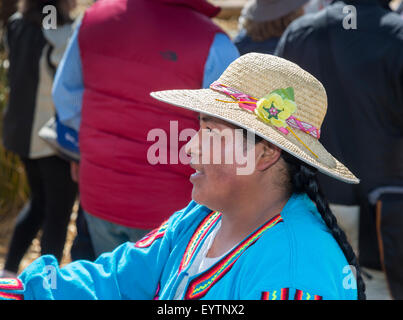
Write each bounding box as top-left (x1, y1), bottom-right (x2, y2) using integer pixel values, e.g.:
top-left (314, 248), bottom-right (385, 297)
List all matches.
top-left (210, 81), bottom-right (320, 159)
top-left (254, 88), bottom-right (297, 128)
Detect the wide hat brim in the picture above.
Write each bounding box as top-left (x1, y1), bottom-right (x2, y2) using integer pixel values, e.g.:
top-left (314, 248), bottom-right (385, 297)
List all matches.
top-left (150, 88), bottom-right (359, 184)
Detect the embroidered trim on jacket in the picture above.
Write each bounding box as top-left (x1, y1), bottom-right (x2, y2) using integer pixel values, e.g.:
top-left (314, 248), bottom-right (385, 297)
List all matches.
top-left (178, 211), bottom-right (221, 274)
top-left (0, 278), bottom-right (23, 291)
top-left (184, 214), bottom-right (283, 300)
top-left (0, 292), bottom-right (24, 300)
top-left (294, 289), bottom-right (322, 300)
top-left (135, 220), bottom-right (169, 248)
top-left (261, 288), bottom-right (289, 300)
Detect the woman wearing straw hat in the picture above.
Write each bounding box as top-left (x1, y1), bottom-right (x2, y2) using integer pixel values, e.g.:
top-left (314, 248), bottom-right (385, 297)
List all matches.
top-left (0, 53), bottom-right (364, 300)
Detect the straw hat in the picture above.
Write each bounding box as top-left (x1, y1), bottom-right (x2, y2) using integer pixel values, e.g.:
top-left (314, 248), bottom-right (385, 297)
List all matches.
top-left (151, 53), bottom-right (359, 184)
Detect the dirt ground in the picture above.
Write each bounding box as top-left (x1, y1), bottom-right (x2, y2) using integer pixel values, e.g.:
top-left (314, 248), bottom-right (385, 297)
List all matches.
top-left (0, 204), bottom-right (79, 274)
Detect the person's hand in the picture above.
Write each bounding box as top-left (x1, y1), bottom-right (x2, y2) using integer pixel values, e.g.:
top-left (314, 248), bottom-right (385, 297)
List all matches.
top-left (70, 161), bottom-right (80, 183)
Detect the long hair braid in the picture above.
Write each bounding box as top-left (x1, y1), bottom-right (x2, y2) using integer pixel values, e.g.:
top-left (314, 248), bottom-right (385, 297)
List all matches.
top-left (281, 151), bottom-right (366, 300)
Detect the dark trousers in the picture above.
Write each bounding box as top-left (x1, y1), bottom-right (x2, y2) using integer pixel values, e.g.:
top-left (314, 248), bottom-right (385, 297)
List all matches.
top-left (359, 194), bottom-right (403, 299)
top-left (70, 204), bottom-right (96, 262)
top-left (4, 156), bottom-right (77, 273)
top-left (375, 194), bottom-right (403, 299)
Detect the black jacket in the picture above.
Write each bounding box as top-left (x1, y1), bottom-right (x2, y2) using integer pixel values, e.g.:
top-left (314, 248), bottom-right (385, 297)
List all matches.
top-left (275, 0), bottom-right (403, 205)
top-left (3, 13), bottom-right (46, 158)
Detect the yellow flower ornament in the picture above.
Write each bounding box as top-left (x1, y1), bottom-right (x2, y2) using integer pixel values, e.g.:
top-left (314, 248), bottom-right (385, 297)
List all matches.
top-left (255, 88), bottom-right (297, 128)
top-left (209, 82), bottom-right (320, 159)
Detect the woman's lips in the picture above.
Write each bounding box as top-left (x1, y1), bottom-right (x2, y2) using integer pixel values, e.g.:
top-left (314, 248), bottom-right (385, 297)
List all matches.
top-left (189, 165), bottom-right (205, 183)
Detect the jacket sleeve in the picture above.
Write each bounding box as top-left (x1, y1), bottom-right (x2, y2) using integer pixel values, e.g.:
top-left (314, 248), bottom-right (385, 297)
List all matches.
top-left (0, 208), bottom-right (185, 300)
top-left (52, 21), bottom-right (83, 132)
top-left (202, 33), bottom-right (240, 88)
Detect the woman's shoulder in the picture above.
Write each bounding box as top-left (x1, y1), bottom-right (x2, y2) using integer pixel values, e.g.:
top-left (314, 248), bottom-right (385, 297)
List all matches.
top-left (240, 194), bottom-right (357, 299)
top-left (6, 12), bottom-right (26, 36)
top-left (283, 194), bottom-right (351, 271)
top-left (6, 12), bottom-right (45, 47)
top-left (280, 193), bottom-right (337, 245)
top-left (7, 12), bottom-right (37, 31)
top-left (7, 12), bottom-right (23, 24)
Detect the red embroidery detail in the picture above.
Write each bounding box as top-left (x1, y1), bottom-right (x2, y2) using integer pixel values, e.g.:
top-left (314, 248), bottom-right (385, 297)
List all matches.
top-left (261, 288), bottom-right (289, 300)
top-left (178, 211), bottom-right (221, 274)
top-left (184, 214), bottom-right (283, 300)
top-left (294, 289), bottom-right (322, 300)
top-left (261, 292), bottom-right (270, 300)
top-left (0, 278), bottom-right (23, 291)
top-left (294, 289), bottom-right (304, 300)
top-left (0, 291), bottom-right (24, 300)
top-left (280, 288), bottom-right (289, 300)
top-left (135, 220), bottom-right (168, 248)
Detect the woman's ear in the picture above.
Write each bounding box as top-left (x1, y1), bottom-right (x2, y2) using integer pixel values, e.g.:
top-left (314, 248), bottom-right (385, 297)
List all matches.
top-left (255, 141), bottom-right (282, 172)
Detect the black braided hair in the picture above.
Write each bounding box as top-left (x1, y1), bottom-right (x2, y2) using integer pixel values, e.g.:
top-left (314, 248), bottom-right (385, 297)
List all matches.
top-left (280, 151), bottom-right (366, 300)
top-left (240, 129), bottom-right (365, 299)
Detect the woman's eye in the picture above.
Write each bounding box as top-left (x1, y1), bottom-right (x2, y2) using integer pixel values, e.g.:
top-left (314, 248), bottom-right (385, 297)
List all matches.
top-left (201, 126), bottom-right (219, 136)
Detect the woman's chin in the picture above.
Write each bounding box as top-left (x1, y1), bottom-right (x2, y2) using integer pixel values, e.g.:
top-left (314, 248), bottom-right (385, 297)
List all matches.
top-left (191, 189), bottom-right (209, 206)
top-left (191, 188), bottom-right (203, 205)
top-left (191, 189), bottom-right (220, 211)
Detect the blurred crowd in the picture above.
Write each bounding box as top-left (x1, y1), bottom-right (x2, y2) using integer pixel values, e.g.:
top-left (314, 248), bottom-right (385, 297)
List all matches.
top-left (0, 0), bottom-right (402, 300)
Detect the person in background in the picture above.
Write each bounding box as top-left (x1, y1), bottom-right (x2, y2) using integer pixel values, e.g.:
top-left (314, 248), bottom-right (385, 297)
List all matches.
top-left (0, 0), bottom-right (17, 28)
top-left (303, 0), bottom-right (332, 13)
top-left (275, 0), bottom-right (403, 299)
top-left (233, 0), bottom-right (308, 55)
top-left (1, 0), bottom-right (78, 276)
top-left (52, 0), bottom-right (240, 257)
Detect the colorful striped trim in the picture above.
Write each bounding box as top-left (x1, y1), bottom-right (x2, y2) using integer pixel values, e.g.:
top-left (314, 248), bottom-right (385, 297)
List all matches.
top-left (0, 278), bottom-right (23, 291)
top-left (294, 289), bottom-right (303, 300)
top-left (281, 288), bottom-right (290, 300)
top-left (261, 288), bottom-right (289, 300)
top-left (179, 211), bottom-right (221, 274)
top-left (184, 214), bottom-right (283, 300)
top-left (0, 291), bottom-right (23, 300)
top-left (135, 220), bottom-right (169, 248)
top-left (261, 292), bottom-right (270, 300)
top-left (294, 289), bottom-right (322, 300)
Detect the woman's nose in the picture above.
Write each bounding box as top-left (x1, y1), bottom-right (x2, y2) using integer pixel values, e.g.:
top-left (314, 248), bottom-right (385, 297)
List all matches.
top-left (185, 130), bottom-right (201, 158)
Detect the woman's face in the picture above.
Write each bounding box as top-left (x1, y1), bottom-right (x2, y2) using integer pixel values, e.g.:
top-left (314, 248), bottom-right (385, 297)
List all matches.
top-left (185, 114), bottom-right (258, 210)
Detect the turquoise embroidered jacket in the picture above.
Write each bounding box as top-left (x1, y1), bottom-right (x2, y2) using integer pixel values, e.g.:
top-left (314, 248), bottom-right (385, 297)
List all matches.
top-left (0, 194), bottom-right (358, 300)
